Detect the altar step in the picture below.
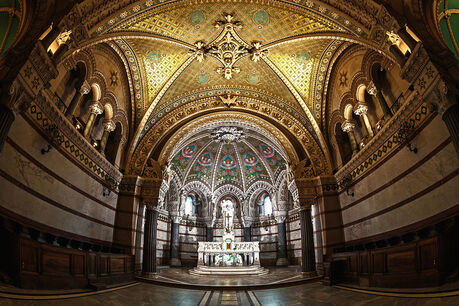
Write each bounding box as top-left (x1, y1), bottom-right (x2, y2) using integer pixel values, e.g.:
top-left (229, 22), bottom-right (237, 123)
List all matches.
top-left (189, 265), bottom-right (268, 276)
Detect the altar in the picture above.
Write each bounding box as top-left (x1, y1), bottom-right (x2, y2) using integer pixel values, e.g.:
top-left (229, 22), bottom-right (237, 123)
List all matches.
top-left (189, 199), bottom-right (268, 276)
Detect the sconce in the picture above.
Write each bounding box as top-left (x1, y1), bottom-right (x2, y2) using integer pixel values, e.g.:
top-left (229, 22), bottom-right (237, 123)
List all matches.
top-left (338, 173), bottom-right (354, 197)
top-left (398, 121), bottom-right (417, 154)
top-left (41, 124), bottom-right (63, 155)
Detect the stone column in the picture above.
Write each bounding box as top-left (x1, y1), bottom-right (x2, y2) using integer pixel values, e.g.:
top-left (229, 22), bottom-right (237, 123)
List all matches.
top-left (143, 206), bottom-right (159, 278)
top-left (342, 120), bottom-right (359, 155)
top-left (206, 224), bottom-right (213, 242)
top-left (0, 81), bottom-right (31, 155)
top-left (244, 226), bottom-right (251, 242)
top-left (99, 120), bottom-right (116, 154)
top-left (170, 214), bottom-right (181, 266)
top-left (300, 208), bottom-right (316, 276)
top-left (435, 81), bottom-right (459, 156)
top-left (275, 214), bottom-right (288, 266)
top-left (83, 102), bottom-right (103, 138)
top-left (354, 102), bottom-right (374, 138)
top-left (367, 81), bottom-right (392, 118)
top-left (0, 104), bottom-right (15, 155)
top-left (312, 203), bottom-right (324, 275)
top-left (52, 30), bottom-right (72, 64)
top-left (398, 26), bottom-right (417, 51)
top-left (134, 201), bottom-right (145, 273)
top-left (65, 80), bottom-right (90, 118)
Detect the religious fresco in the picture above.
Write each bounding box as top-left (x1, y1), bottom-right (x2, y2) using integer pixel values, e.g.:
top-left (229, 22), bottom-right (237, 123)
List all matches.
top-left (171, 136), bottom-right (210, 178)
top-left (187, 142), bottom-right (219, 187)
top-left (215, 144), bottom-right (242, 189)
top-left (243, 148), bottom-right (270, 187)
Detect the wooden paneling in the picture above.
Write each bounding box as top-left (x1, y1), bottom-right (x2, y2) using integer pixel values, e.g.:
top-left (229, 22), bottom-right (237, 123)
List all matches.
top-left (331, 237), bottom-right (447, 288)
top-left (4, 236), bottom-right (134, 289)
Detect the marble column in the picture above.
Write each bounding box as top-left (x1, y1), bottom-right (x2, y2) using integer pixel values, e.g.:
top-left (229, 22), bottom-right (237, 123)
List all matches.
top-left (354, 102), bottom-right (374, 138)
top-left (206, 225), bottom-right (213, 242)
top-left (134, 202), bottom-right (145, 273)
top-left (342, 120), bottom-right (358, 155)
top-left (367, 81), bottom-right (392, 118)
top-left (244, 226), bottom-right (251, 242)
top-left (65, 80), bottom-right (90, 118)
top-left (300, 208), bottom-right (316, 276)
top-left (275, 215), bottom-right (288, 266)
top-left (0, 104), bottom-right (15, 155)
top-left (311, 203), bottom-right (324, 275)
top-left (99, 120), bottom-right (116, 154)
top-left (170, 215), bottom-right (181, 266)
top-left (143, 207), bottom-right (159, 278)
top-left (83, 102), bottom-right (103, 138)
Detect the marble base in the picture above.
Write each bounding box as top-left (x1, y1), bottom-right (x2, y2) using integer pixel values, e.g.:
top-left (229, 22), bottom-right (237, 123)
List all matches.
top-left (170, 258), bottom-right (182, 267)
top-left (276, 257), bottom-right (289, 266)
top-left (189, 265), bottom-right (268, 276)
top-left (301, 271), bottom-right (317, 278)
top-left (142, 272), bottom-right (158, 279)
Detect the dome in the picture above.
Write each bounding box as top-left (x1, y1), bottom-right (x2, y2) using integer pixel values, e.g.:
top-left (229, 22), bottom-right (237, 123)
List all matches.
top-left (437, 0), bottom-right (459, 58)
top-left (169, 123), bottom-right (287, 194)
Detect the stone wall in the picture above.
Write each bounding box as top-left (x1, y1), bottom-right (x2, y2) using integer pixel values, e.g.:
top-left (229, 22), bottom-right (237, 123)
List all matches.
top-left (338, 115), bottom-right (459, 244)
top-left (0, 114), bottom-right (117, 245)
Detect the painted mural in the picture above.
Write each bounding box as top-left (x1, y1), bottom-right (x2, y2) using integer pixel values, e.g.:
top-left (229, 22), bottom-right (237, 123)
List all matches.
top-left (215, 145), bottom-right (242, 188)
top-left (187, 142), bottom-right (219, 187)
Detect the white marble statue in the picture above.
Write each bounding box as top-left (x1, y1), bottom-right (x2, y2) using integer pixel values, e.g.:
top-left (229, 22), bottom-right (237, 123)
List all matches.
top-left (221, 199), bottom-right (234, 234)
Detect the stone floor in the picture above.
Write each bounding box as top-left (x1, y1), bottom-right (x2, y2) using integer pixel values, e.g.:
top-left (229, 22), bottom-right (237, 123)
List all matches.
top-left (1, 281), bottom-right (458, 305)
top-left (141, 266), bottom-right (314, 289)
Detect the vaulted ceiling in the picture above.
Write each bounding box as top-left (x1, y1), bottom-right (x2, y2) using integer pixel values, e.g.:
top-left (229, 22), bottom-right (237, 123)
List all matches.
top-left (69, 0), bottom-right (396, 176)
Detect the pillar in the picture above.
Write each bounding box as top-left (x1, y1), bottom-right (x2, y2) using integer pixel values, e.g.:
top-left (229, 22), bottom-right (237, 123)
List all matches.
top-left (83, 102), bottom-right (103, 138)
top-left (398, 26), bottom-right (417, 51)
top-left (300, 208), bottom-right (316, 276)
top-left (134, 202), bottom-right (145, 273)
top-left (275, 215), bottom-right (288, 266)
top-left (0, 104), bottom-right (15, 155)
top-left (354, 102), bottom-right (374, 138)
top-left (206, 225), bottom-right (213, 242)
top-left (65, 80), bottom-right (90, 118)
top-left (52, 30), bottom-right (72, 64)
top-left (443, 104), bottom-right (459, 156)
top-left (367, 81), bottom-right (393, 118)
top-left (41, 26), bottom-right (61, 49)
top-left (244, 226), bottom-right (251, 242)
top-left (99, 120), bottom-right (116, 154)
top-left (312, 203), bottom-right (324, 275)
top-left (170, 215), bottom-right (181, 266)
top-left (342, 120), bottom-right (358, 155)
top-left (143, 206), bottom-right (159, 278)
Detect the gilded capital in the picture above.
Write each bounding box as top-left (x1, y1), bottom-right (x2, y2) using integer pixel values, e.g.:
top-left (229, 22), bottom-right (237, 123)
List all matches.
top-left (354, 102), bottom-right (368, 116)
top-left (342, 119), bottom-right (356, 132)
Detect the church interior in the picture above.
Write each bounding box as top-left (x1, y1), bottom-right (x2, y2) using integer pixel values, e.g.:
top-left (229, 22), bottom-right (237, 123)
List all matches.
top-left (0, 0), bottom-right (458, 305)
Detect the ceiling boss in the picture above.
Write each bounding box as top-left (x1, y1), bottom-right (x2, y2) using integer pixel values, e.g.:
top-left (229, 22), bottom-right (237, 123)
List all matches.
top-left (188, 13), bottom-right (268, 79)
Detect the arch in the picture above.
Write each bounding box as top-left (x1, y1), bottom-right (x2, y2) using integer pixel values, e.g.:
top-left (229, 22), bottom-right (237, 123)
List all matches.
top-left (344, 104), bottom-right (354, 120)
top-left (213, 185), bottom-right (244, 206)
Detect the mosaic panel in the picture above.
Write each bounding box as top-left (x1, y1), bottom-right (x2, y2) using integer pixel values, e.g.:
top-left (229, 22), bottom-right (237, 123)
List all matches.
top-left (127, 39), bottom-right (188, 109)
top-left (187, 141), bottom-right (219, 187)
top-left (153, 56), bottom-right (301, 115)
top-left (238, 142), bottom-right (270, 187)
top-left (215, 144), bottom-right (242, 189)
top-left (171, 136), bottom-right (209, 179)
top-left (111, 3), bottom-right (345, 46)
top-left (268, 39), bottom-right (332, 112)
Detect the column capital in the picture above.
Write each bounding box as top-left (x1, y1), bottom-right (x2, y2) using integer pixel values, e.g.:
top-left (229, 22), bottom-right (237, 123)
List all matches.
top-left (366, 81), bottom-right (378, 96)
top-left (79, 80), bottom-right (91, 95)
top-left (103, 120), bottom-right (116, 132)
top-left (341, 119), bottom-right (356, 133)
top-left (170, 212), bottom-right (182, 223)
top-left (354, 101), bottom-right (368, 116)
top-left (274, 211), bottom-right (287, 223)
top-left (56, 30), bottom-right (72, 46)
top-left (386, 30), bottom-right (401, 46)
top-left (89, 102), bottom-right (103, 115)
top-left (433, 80), bottom-right (457, 115)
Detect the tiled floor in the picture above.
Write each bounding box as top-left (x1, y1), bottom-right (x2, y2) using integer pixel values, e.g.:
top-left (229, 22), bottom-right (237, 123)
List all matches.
top-left (1, 281), bottom-right (459, 305)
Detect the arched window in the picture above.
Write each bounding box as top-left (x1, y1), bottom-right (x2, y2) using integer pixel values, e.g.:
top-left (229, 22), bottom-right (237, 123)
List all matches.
top-left (184, 195), bottom-right (194, 216)
top-left (258, 194), bottom-right (273, 216)
top-left (184, 194), bottom-right (199, 216)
